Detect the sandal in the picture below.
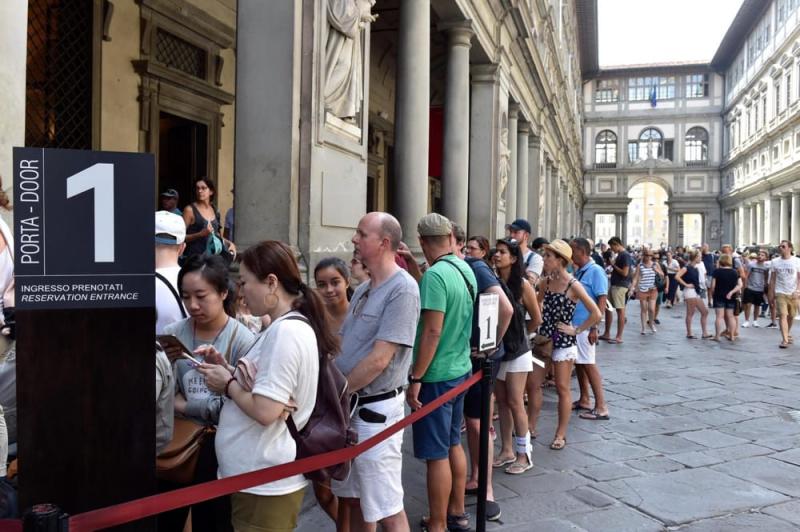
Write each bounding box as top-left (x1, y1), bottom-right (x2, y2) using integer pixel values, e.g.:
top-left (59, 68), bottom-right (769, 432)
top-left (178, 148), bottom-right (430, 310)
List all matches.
top-left (492, 455), bottom-right (515, 468)
top-left (780, 342), bottom-right (789, 349)
top-left (505, 458), bottom-right (533, 475)
top-left (579, 409), bottom-right (610, 421)
top-left (572, 401), bottom-right (592, 411)
top-left (686, 334), bottom-right (697, 339)
top-left (702, 334), bottom-right (714, 339)
top-left (550, 437), bottom-right (567, 450)
top-left (420, 514), bottom-right (471, 532)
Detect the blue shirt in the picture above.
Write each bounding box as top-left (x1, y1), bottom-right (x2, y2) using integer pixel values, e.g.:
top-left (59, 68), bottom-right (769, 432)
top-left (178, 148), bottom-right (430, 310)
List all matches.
top-left (572, 261), bottom-right (608, 326)
top-left (465, 257), bottom-right (499, 348)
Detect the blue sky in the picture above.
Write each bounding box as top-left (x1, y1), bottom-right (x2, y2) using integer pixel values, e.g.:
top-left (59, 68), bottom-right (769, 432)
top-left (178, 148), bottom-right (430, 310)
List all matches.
top-left (599, 0), bottom-right (745, 67)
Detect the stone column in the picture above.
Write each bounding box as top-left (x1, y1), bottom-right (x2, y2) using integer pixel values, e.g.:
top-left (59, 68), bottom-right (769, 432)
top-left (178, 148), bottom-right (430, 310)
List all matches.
top-left (767, 197), bottom-right (780, 244)
top-left (0, 1), bottom-right (26, 227)
top-left (668, 212), bottom-right (679, 246)
top-left (780, 194), bottom-right (790, 242)
top-left (394, 0), bottom-right (430, 250)
top-left (516, 122), bottom-right (530, 221)
top-left (468, 64), bottom-right (501, 238)
top-left (527, 135), bottom-right (542, 234)
top-left (505, 103), bottom-right (519, 223)
top-left (543, 160), bottom-right (553, 237)
top-left (440, 21), bottom-right (472, 228)
top-left (550, 169), bottom-right (560, 239)
top-left (755, 201), bottom-right (764, 243)
top-left (739, 205), bottom-right (747, 247)
top-left (749, 204), bottom-right (757, 245)
top-left (792, 192), bottom-right (800, 251)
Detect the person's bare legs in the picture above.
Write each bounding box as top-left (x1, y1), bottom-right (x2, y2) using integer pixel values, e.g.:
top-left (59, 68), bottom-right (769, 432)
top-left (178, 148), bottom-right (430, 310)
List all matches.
top-left (639, 297), bottom-right (648, 334)
top-left (697, 300), bottom-right (709, 337)
top-left (464, 416), bottom-right (494, 500)
top-left (494, 379), bottom-right (515, 462)
top-left (526, 365), bottom-right (546, 436)
top-left (425, 458), bottom-right (451, 532)
top-left (553, 360), bottom-right (574, 440)
top-left (447, 444), bottom-right (467, 519)
top-left (313, 481), bottom-right (338, 523)
top-left (648, 295), bottom-right (657, 331)
top-left (582, 363), bottom-right (608, 415)
top-left (575, 364), bottom-right (592, 409)
top-left (713, 308), bottom-right (724, 340)
top-left (616, 306), bottom-right (626, 342)
top-left (725, 308), bottom-right (737, 340)
top-left (685, 298), bottom-right (696, 336)
top-left (602, 308), bottom-right (613, 339)
top-left (503, 371), bottom-right (531, 469)
top-left (743, 303), bottom-right (752, 324)
top-left (337, 500), bottom-right (407, 532)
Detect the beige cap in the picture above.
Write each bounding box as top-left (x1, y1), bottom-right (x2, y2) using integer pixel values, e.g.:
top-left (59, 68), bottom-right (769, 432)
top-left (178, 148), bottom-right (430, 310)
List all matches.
top-left (417, 213), bottom-right (452, 237)
top-left (545, 239), bottom-right (573, 263)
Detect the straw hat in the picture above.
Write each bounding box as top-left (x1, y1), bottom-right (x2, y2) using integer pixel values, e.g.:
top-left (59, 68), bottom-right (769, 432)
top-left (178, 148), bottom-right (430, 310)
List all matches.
top-left (544, 239), bottom-right (572, 263)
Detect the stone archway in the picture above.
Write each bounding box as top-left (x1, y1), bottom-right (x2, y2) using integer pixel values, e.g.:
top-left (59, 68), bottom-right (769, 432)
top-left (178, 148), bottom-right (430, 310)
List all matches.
top-left (627, 178), bottom-right (670, 248)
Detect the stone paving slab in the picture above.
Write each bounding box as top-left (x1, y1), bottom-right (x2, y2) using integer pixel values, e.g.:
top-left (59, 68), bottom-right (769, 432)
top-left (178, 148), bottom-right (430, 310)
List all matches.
top-left (763, 500), bottom-right (800, 526)
top-left (566, 505), bottom-right (664, 532)
top-left (713, 456), bottom-right (800, 497)
top-left (675, 512), bottom-right (800, 531)
top-left (678, 428), bottom-right (750, 448)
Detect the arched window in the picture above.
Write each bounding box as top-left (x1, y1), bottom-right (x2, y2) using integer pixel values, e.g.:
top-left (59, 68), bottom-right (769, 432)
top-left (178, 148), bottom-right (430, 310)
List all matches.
top-left (685, 127), bottom-right (709, 163)
top-left (595, 130), bottom-right (617, 166)
top-left (639, 128), bottom-right (663, 159)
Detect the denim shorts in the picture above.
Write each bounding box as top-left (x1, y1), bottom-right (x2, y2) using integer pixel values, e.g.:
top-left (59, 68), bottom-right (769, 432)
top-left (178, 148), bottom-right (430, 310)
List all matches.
top-left (713, 298), bottom-right (736, 310)
top-left (412, 372), bottom-right (470, 460)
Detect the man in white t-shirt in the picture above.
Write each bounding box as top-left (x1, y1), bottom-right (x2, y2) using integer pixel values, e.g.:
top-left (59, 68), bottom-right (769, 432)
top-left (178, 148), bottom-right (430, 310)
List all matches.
top-left (155, 211), bottom-right (187, 334)
top-left (505, 219), bottom-right (544, 283)
top-left (768, 240), bottom-right (800, 349)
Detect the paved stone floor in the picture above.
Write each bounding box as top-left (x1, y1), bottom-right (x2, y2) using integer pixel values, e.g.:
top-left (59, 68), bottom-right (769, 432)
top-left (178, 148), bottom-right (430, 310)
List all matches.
top-left (298, 301), bottom-right (800, 531)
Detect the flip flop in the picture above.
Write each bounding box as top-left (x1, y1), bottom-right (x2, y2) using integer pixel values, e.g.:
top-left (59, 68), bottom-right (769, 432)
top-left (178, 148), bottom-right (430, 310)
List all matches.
top-left (780, 342), bottom-right (789, 349)
top-left (702, 334), bottom-right (714, 339)
top-left (606, 338), bottom-right (619, 344)
top-left (579, 409), bottom-right (610, 421)
top-left (572, 401), bottom-right (592, 411)
top-left (598, 336), bottom-right (612, 342)
top-left (550, 437), bottom-right (567, 450)
top-left (505, 459), bottom-right (533, 475)
top-left (492, 455), bottom-right (515, 468)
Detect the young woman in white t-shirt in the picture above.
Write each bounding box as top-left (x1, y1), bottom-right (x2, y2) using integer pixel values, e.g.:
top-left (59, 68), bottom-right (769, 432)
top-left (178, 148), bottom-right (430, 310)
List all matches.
top-left (199, 241), bottom-right (338, 531)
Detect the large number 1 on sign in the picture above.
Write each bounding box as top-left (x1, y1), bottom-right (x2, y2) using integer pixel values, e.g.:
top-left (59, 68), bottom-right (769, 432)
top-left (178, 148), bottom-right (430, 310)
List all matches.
top-left (67, 163), bottom-right (115, 263)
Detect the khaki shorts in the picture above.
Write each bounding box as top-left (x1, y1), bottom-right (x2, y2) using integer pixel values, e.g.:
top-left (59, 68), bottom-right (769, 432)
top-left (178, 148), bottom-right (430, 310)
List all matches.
top-left (609, 286), bottom-right (629, 309)
top-left (776, 293), bottom-right (798, 318)
top-left (231, 489), bottom-right (305, 532)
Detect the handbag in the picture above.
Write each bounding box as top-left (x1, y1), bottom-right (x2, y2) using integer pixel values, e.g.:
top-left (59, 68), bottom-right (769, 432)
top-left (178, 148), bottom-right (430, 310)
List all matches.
top-left (531, 333), bottom-right (553, 359)
top-left (156, 417), bottom-right (214, 484)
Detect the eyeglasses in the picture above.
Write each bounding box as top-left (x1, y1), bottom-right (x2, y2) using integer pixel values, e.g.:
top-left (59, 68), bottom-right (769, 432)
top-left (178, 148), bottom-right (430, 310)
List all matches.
top-left (351, 288), bottom-right (371, 316)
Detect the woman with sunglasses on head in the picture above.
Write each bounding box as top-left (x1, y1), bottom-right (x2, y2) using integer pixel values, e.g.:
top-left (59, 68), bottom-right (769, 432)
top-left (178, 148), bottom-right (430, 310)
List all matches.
top-left (491, 238), bottom-right (542, 474)
top-left (198, 241), bottom-right (338, 531)
top-left (535, 240), bottom-right (601, 451)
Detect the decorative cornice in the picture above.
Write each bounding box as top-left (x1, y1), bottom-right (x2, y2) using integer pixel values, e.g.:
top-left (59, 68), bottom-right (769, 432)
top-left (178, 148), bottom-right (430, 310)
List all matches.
top-left (132, 60), bottom-right (235, 104)
top-left (138, 0), bottom-right (235, 48)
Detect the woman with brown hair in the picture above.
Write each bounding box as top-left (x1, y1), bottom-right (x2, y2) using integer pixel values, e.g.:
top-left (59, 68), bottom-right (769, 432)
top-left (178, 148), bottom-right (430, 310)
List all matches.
top-left (675, 250), bottom-right (711, 339)
top-left (631, 250), bottom-right (664, 335)
top-left (464, 235), bottom-right (492, 265)
top-left (199, 241), bottom-right (338, 531)
top-left (183, 178), bottom-right (235, 259)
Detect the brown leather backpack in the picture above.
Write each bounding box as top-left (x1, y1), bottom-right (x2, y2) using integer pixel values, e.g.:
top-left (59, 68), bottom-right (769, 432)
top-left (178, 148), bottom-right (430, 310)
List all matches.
top-left (284, 316), bottom-right (357, 482)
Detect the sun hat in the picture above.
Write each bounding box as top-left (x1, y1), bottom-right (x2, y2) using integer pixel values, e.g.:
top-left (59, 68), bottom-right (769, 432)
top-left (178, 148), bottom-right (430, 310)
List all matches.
top-left (544, 239), bottom-right (572, 263)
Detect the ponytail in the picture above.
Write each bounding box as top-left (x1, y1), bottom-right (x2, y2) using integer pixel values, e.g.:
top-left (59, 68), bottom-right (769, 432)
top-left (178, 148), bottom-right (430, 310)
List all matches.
top-left (294, 283), bottom-right (340, 356)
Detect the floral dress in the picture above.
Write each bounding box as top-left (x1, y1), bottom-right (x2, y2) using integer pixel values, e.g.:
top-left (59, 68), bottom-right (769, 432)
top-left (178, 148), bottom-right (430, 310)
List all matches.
top-left (538, 278), bottom-right (578, 361)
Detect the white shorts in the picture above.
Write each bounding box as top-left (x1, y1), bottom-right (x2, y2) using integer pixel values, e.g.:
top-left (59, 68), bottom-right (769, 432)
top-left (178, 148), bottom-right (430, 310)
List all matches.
top-left (552, 345), bottom-right (578, 363)
top-left (331, 393), bottom-right (405, 523)
top-left (497, 351), bottom-right (533, 381)
top-left (684, 288), bottom-right (699, 300)
top-left (575, 331), bottom-right (595, 365)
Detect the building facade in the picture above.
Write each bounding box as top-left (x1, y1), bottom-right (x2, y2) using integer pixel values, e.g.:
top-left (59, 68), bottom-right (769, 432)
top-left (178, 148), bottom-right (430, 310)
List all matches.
top-left (715, 0), bottom-right (800, 250)
top-left (0, 0), bottom-right (591, 275)
top-left (581, 63), bottom-right (725, 248)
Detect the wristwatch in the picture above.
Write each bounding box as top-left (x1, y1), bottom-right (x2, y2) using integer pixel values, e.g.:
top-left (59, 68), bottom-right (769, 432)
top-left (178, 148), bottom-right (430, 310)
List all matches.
top-left (408, 374), bottom-right (423, 384)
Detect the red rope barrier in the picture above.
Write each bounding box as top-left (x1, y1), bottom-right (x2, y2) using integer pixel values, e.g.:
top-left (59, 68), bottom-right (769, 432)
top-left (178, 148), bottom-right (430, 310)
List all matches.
top-left (68, 372), bottom-right (481, 531)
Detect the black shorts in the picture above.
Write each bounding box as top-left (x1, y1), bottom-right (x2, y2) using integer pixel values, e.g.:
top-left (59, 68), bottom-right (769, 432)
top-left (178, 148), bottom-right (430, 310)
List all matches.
top-left (742, 288), bottom-right (765, 306)
top-left (713, 298), bottom-right (736, 310)
top-left (463, 357), bottom-right (499, 419)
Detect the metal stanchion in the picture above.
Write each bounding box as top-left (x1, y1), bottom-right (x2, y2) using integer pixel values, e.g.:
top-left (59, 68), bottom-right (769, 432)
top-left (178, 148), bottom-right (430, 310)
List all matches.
top-left (475, 356), bottom-right (493, 532)
top-left (22, 504), bottom-right (68, 532)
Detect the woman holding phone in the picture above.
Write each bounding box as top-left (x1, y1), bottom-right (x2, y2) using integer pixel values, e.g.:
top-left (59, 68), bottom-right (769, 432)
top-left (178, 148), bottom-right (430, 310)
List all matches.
top-left (183, 178), bottom-right (236, 260)
top-left (160, 255), bottom-right (255, 532)
top-left (199, 241), bottom-right (336, 531)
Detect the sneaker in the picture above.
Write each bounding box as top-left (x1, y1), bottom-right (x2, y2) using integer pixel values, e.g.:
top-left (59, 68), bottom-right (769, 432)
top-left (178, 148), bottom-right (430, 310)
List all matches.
top-left (742, 322), bottom-right (750, 328)
top-left (753, 321), bottom-right (760, 328)
top-left (767, 322), bottom-right (778, 329)
top-left (654, 319), bottom-right (661, 325)
top-left (486, 500), bottom-right (502, 522)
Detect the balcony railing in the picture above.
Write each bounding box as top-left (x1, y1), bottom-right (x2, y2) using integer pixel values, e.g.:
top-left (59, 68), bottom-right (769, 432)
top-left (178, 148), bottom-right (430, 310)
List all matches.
top-left (686, 160), bottom-right (708, 167)
top-left (594, 162), bottom-right (617, 169)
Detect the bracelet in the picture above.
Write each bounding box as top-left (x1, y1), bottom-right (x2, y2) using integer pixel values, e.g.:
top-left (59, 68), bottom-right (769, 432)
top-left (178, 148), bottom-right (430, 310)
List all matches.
top-left (224, 376), bottom-right (237, 398)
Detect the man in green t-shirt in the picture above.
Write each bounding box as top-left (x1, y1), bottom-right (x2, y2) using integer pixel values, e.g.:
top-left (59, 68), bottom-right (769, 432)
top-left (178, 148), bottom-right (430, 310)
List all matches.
top-left (407, 213), bottom-right (476, 532)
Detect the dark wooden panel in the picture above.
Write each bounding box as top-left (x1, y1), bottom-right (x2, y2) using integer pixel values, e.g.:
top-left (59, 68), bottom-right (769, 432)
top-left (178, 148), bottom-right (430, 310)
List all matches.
top-left (17, 307), bottom-right (155, 529)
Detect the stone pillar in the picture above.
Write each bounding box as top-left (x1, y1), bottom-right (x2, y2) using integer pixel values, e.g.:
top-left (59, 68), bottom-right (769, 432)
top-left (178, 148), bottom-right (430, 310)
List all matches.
top-left (550, 169), bottom-right (560, 239)
top-left (468, 64), bottom-right (501, 238)
top-left (621, 213), bottom-right (628, 244)
top-left (739, 205), bottom-right (747, 247)
top-left (668, 212), bottom-right (679, 246)
top-left (766, 197), bottom-right (780, 244)
top-left (0, 1), bottom-right (26, 227)
top-left (756, 201), bottom-right (764, 243)
top-left (505, 103), bottom-right (519, 223)
top-left (516, 122), bottom-right (530, 221)
top-left (543, 161), bottom-right (553, 237)
top-left (440, 21), bottom-right (472, 228)
top-left (749, 204), bottom-right (757, 245)
top-left (394, 0), bottom-right (430, 250)
top-left (780, 194), bottom-right (790, 242)
top-left (792, 192), bottom-right (800, 251)
top-left (528, 135), bottom-right (542, 234)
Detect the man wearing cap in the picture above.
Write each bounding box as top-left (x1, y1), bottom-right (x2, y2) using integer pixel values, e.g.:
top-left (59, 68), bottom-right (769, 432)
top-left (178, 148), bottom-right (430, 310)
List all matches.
top-left (506, 219), bottom-right (544, 283)
top-left (155, 211), bottom-right (187, 334)
top-left (159, 189), bottom-right (182, 216)
top-left (408, 213), bottom-right (476, 532)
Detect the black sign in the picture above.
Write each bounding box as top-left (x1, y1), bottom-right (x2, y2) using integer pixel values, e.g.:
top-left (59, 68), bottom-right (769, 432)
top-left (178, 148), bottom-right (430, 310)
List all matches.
top-left (14, 147), bottom-right (155, 309)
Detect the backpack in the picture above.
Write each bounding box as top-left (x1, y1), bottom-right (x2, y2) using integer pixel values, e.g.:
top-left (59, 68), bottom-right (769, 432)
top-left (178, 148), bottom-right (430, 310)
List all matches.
top-left (497, 278), bottom-right (529, 361)
top-left (283, 315), bottom-right (357, 482)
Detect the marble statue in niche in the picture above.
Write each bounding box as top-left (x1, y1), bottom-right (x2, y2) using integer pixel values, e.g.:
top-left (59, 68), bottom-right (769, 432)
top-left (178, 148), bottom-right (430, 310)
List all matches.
top-left (498, 113), bottom-right (510, 209)
top-left (324, 0), bottom-right (377, 121)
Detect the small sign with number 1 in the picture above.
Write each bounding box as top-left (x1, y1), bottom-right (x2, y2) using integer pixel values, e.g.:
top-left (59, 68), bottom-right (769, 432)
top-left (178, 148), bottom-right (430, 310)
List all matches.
top-left (478, 293), bottom-right (499, 352)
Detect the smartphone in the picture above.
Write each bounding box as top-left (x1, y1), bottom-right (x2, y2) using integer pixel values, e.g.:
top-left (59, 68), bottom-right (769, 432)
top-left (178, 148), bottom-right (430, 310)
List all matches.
top-left (157, 335), bottom-right (201, 365)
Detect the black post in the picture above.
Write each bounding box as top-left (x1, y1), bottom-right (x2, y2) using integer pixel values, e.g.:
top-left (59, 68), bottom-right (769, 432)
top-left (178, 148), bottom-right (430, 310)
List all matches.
top-left (22, 504), bottom-right (68, 532)
top-left (475, 356), bottom-right (493, 531)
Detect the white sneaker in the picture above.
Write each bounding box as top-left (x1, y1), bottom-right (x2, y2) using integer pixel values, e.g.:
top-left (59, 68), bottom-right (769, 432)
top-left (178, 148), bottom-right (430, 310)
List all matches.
top-left (753, 321), bottom-right (760, 328)
top-left (742, 322), bottom-right (750, 328)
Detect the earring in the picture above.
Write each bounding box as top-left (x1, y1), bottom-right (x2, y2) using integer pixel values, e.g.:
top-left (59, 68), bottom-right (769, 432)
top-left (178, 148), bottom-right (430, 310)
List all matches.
top-left (264, 292), bottom-right (279, 309)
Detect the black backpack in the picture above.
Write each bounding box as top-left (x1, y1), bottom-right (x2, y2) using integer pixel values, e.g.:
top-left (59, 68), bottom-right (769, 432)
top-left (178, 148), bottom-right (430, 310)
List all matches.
top-left (283, 315), bottom-right (357, 482)
top-left (497, 279), bottom-right (530, 361)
